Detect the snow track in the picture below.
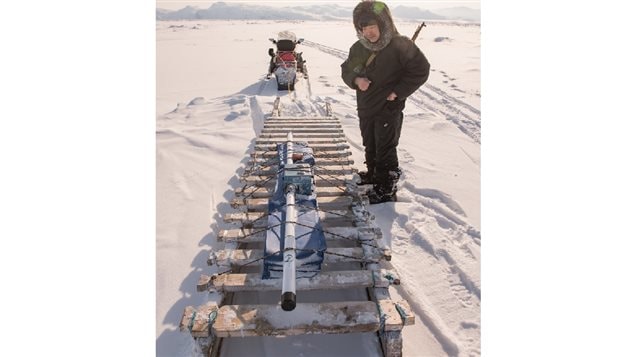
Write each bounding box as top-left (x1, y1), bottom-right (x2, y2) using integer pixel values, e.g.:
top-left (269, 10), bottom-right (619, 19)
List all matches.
top-left (376, 173), bottom-right (481, 357)
top-left (303, 39), bottom-right (481, 144)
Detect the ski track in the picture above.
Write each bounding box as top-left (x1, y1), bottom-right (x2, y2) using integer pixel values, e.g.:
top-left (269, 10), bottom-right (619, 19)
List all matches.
top-left (303, 40), bottom-right (481, 144)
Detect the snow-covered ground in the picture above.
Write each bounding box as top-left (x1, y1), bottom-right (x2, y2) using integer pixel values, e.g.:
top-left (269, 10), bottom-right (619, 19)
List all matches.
top-left (4, 2), bottom-right (635, 357)
top-left (6, 1), bottom-right (635, 357)
top-left (157, 19), bottom-right (480, 356)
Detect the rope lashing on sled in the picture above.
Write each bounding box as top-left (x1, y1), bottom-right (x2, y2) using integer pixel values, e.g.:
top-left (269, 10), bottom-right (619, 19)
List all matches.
top-left (295, 248), bottom-right (381, 265)
top-left (383, 272), bottom-right (399, 284)
top-left (214, 249), bottom-right (284, 277)
top-left (293, 202), bottom-right (351, 219)
top-left (293, 221), bottom-right (383, 250)
top-left (289, 201), bottom-right (352, 219)
top-left (187, 311), bottom-right (197, 332)
top-left (227, 222), bottom-right (284, 241)
top-left (186, 309), bottom-right (218, 334)
top-left (238, 173), bottom-right (277, 195)
top-left (245, 149), bottom-right (277, 174)
top-left (369, 270), bottom-right (400, 288)
top-left (242, 159), bottom-right (351, 196)
top-left (374, 300), bottom-right (387, 336)
top-left (244, 156), bottom-right (279, 176)
top-left (395, 303), bottom-right (408, 325)
top-left (208, 310), bottom-right (218, 336)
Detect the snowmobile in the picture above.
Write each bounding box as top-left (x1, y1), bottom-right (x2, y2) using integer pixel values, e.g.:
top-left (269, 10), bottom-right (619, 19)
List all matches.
top-left (267, 31), bottom-right (308, 91)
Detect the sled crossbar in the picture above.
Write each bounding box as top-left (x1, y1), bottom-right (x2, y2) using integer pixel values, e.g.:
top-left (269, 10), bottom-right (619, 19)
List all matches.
top-left (181, 299), bottom-right (414, 338)
top-left (198, 269), bottom-right (398, 292)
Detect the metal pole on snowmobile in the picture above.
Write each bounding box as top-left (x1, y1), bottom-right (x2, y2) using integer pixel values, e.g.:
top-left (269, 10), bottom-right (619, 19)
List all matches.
top-left (281, 131), bottom-right (297, 311)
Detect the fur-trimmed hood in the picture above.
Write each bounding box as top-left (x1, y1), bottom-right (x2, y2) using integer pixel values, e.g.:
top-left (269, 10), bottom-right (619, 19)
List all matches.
top-left (353, 1), bottom-right (399, 52)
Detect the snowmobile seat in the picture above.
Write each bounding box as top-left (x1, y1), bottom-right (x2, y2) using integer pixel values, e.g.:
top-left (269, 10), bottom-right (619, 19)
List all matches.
top-left (276, 51), bottom-right (297, 63)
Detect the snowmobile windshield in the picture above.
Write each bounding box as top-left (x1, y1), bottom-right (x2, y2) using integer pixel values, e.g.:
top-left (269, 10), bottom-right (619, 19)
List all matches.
top-left (276, 40), bottom-right (296, 52)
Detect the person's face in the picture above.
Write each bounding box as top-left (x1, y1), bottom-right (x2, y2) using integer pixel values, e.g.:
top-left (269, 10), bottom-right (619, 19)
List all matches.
top-left (362, 24), bottom-right (380, 43)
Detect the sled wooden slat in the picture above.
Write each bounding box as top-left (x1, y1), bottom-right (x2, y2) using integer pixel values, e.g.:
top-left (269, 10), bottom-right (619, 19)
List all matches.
top-left (249, 167), bottom-right (353, 177)
top-left (256, 138), bottom-right (346, 145)
top-left (260, 130), bottom-right (344, 134)
top-left (266, 116), bottom-right (339, 121)
top-left (265, 118), bottom-right (340, 122)
top-left (253, 143), bottom-right (350, 151)
top-left (375, 288), bottom-right (416, 331)
top-left (223, 209), bottom-right (353, 224)
top-left (260, 130), bottom-right (344, 135)
top-left (223, 211), bottom-right (357, 230)
top-left (253, 151), bottom-right (353, 159)
top-left (263, 123), bottom-right (342, 129)
top-left (212, 301), bottom-right (380, 337)
top-left (247, 162), bottom-right (353, 171)
top-left (234, 185), bottom-right (348, 198)
top-left (223, 211), bottom-right (269, 223)
top-left (245, 164), bottom-right (356, 177)
top-left (261, 128), bottom-right (344, 134)
top-left (248, 157), bottom-right (352, 165)
top-left (231, 195), bottom-right (352, 211)
top-left (250, 149), bottom-right (348, 157)
top-left (198, 269), bottom-right (398, 292)
top-left (208, 247), bottom-right (380, 267)
top-left (251, 151), bottom-right (352, 159)
top-left (264, 122), bottom-right (340, 127)
top-left (216, 226), bottom-right (365, 243)
top-left (240, 175), bottom-right (352, 187)
top-left (232, 216), bottom-right (355, 230)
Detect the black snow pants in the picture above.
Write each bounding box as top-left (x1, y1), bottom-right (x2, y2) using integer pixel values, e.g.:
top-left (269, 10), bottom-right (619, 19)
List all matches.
top-left (359, 103), bottom-right (404, 183)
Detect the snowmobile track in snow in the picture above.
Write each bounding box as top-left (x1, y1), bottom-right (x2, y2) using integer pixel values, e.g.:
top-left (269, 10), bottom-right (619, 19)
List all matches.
top-left (181, 98), bottom-right (415, 357)
top-left (302, 40), bottom-right (481, 144)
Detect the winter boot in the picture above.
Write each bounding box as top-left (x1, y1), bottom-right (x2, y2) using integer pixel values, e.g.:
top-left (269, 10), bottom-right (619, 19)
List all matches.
top-left (357, 164), bottom-right (376, 185)
top-left (367, 169), bottom-right (401, 204)
top-left (357, 171), bottom-right (375, 185)
top-left (367, 184), bottom-right (396, 204)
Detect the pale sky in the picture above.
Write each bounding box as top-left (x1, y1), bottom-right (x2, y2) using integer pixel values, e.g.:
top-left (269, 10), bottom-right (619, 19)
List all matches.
top-left (156, 0), bottom-right (481, 11)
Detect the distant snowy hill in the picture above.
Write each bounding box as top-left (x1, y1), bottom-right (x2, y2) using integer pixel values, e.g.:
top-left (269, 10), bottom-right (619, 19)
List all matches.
top-left (285, 4), bottom-right (352, 21)
top-left (391, 6), bottom-right (445, 21)
top-left (432, 6), bottom-right (481, 22)
top-left (157, 2), bottom-right (313, 20)
top-left (156, 2), bottom-right (480, 23)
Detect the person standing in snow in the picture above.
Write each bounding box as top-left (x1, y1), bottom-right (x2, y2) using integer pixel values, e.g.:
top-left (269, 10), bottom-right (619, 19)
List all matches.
top-left (341, 1), bottom-right (430, 204)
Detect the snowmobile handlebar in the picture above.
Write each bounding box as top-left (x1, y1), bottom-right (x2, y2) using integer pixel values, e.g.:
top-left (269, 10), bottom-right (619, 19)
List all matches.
top-left (269, 38), bottom-right (304, 45)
